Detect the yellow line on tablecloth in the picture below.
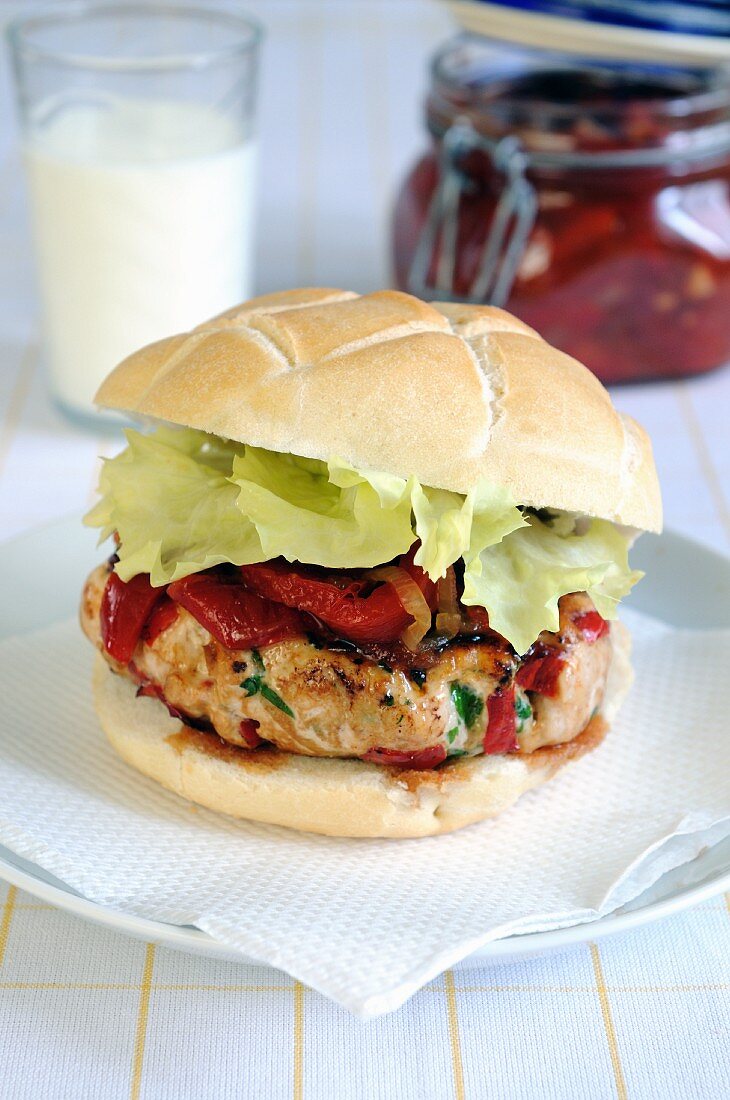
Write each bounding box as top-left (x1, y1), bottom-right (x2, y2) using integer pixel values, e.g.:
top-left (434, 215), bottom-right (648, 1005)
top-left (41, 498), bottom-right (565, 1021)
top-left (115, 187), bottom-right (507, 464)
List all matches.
top-left (159, 982), bottom-right (295, 992)
top-left (675, 381), bottom-right (730, 542)
top-left (591, 944), bottom-right (627, 1100)
top-left (293, 981), bottom-right (305, 1100)
top-left (454, 982), bottom-right (730, 993)
top-left (130, 943), bottom-right (156, 1100)
top-left (0, 342), bottom-right (36, 481)
top-left (1, 981), bottom-right (138, 990)
top-left (0, 980), bottom-right (298, 991)
top-left (2, 977), bottom-right (729, 993)
top-left (444, 970), bottom-right (466, 1100)
top-left (0, 887), bottom-right (18, 969)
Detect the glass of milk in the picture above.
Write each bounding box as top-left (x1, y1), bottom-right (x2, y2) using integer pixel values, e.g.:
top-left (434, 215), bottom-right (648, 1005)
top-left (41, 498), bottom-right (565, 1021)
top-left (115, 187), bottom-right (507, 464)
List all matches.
top-left (7, 3), bottom-right (262, 422)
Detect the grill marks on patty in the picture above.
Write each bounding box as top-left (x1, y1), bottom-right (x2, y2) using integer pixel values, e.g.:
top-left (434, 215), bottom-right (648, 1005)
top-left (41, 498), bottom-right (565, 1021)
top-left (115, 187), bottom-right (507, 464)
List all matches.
top-left (80, 564), bottom-right (611, 763)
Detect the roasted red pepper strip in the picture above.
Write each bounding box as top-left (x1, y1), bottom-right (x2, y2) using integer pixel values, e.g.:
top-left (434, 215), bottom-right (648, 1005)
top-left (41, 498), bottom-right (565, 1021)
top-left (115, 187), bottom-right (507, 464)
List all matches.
top-left (516, 643), bottom-right (565, 697)
top-left (462, 606), bottom-right (491, 634)
top-left (239, 719), bottom-right (263, 749)
top-left (142, 596), bottom-right (179, 645)
top-left (136, 680), bottom-right (217, 732)
top-left (135, 679), bottom-right (190, 723)
top-left (101, 572), bottom-right (167, 664)
top-left (239, 561), bottom-right (413, 645)
top-left (130, 661), bottom-right (218, 734)
top-left (136, 680), bottom-right (173, 707)
top-left (483, 685), bottom-right (518, 754)
top-left (573, 610), bottom-right (610, 642)
top-left (136, 682), bottom-right (158, 699)
top-left (167, 572), bottom-right (305, 651)
top-left (362, 744), bottom-right (447, 769)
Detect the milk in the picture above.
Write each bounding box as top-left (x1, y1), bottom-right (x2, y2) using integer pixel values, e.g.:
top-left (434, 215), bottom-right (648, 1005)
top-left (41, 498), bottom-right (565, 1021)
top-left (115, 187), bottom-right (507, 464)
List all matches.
top-left (24, 98), bottom-right (257, 417)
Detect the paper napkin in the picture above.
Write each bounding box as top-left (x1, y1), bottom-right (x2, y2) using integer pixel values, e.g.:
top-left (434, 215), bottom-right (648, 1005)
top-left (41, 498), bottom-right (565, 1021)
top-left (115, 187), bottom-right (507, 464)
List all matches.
top-left (0, 610), bottom-right (728, 1016)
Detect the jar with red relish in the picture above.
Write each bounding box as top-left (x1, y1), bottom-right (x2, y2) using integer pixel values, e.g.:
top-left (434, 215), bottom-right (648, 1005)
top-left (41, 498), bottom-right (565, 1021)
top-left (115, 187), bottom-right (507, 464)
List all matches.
top-left (393, 37), bottom-right (730, 383)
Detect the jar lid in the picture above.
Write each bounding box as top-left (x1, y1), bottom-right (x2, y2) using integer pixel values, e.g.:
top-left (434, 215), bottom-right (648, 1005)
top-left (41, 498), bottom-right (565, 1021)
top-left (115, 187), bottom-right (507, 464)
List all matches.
top-left (428, 37), bottom-right (730, 164)
top-left (446, 1), bottom-right (730, 66)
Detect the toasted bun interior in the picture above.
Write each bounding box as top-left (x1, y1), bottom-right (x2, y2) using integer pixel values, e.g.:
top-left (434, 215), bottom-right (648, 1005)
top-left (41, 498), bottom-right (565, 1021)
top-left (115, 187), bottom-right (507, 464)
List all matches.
top-left (91, 624), bottom-right (632, 839)
top-left (95, 289), bottom-right (661, 532)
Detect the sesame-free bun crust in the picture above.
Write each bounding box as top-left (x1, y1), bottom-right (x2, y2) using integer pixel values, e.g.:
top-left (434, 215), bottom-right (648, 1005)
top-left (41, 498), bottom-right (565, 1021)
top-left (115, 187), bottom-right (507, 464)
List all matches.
top-left (95, 289), bottom-right (662, 532)
top-left (91, 624), bottom-right (632, 838)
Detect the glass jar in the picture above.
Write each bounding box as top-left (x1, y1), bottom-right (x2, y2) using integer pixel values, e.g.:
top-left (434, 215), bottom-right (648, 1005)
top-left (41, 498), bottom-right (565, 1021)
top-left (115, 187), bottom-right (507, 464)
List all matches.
top-left (393, 38), bottom-right (730, 383)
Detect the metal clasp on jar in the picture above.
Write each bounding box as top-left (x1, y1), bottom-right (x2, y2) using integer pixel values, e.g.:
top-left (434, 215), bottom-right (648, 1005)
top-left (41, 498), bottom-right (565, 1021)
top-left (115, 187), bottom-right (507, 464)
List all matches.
top-left (407, 122), bottom-right (538, 306)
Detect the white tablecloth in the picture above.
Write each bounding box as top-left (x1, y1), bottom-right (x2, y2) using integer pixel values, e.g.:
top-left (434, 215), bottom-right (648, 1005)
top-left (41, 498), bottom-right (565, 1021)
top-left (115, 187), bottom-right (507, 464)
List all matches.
top-left (0, 3), bottom-right (728, 1098)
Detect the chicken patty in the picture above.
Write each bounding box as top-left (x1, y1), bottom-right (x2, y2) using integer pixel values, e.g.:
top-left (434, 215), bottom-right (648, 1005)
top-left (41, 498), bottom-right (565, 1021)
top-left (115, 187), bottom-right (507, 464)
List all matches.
top-left (81, 562), bottom-right (612, 762)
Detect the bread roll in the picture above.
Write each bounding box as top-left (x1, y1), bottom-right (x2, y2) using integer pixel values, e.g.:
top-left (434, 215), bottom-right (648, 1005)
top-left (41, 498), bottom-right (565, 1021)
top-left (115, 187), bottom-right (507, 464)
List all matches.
top-left (95, 288), bottom-right (662, 532)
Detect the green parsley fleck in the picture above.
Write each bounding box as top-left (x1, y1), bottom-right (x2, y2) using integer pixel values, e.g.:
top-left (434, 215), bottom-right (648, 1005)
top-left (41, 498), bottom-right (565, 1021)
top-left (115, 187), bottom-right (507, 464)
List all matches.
top-left (251, 649), bottom-right (265, 672)
top-left (448, 748), bottom-right (468, 758)
top-left (260, 682), bottom-right (294, 717)
top-left (515, 695), bottom-right (532, 721)
top-left (450, 682), bottom-right (484, 729)
top-left (240, 675), bottom-right (294, 718)
top-left (515, 692), bottom-right (532, 733)
top-left (382, 691), bottom-right (395, 707)
top-left (446, 727), bottom-right (459, 745)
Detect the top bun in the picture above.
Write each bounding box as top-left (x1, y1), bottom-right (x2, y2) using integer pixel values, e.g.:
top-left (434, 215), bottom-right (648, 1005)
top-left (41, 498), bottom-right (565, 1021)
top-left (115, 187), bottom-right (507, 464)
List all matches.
top-left (95, 288), bottom-right (662, 532)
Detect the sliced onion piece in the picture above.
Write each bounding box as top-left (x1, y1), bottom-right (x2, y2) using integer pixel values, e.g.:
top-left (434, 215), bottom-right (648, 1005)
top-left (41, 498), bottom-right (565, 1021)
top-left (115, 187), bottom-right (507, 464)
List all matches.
top-left (369, 566), bottom-right (432, 650)
top-left (435, 568), bottom-right (462, 639)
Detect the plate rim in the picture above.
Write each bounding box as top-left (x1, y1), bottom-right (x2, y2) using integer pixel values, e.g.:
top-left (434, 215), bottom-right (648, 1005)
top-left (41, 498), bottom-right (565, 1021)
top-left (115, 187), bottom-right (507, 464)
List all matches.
top-left (1, 841), bottom-right (729, 965)
top-left (1, 514), bottom-right (729, 966)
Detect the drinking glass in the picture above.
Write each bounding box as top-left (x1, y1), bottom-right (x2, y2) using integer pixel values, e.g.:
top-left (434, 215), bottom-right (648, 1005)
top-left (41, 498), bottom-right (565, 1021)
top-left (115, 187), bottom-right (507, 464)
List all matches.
top-left (7, 3), bottom-right (263, 421)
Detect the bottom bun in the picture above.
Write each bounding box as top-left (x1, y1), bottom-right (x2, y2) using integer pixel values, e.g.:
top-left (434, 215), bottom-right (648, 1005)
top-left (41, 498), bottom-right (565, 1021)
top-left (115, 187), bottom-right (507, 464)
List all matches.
top-left (92, 623), bottom-right (632, 838)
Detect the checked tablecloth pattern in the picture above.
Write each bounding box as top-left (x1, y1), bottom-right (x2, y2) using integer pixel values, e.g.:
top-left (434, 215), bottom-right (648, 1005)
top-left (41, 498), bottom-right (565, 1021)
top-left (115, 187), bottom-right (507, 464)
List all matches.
top-left (0, 3), bottom-right (728, 1097)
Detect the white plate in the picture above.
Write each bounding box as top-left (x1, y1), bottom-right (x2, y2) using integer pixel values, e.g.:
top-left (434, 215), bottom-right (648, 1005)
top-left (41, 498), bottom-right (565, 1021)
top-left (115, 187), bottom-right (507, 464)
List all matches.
top-left (446, 1), bottom-right (730, 66)
top-left (0, 516), bottom-right (729, 968)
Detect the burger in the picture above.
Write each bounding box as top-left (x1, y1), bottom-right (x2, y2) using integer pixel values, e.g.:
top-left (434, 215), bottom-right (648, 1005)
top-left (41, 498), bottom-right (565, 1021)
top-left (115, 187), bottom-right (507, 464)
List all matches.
top-left (81, 288), bottom-right (661, 837)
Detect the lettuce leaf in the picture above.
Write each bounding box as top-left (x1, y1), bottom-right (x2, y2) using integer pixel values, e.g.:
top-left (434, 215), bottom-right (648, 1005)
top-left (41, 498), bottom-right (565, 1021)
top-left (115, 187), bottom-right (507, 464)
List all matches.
top-left (462, 513), bottom-right (642, 655)
top-left (229, 448), bottom-right (415, 569)
top-left (86, 426), bottom-right (519, 584)
top-left (412, 482), bottom-right (526, 579)
top-left (85, 426), bottom-right (640, 651)
top-left (85, 428), bottom-right (262, 586)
